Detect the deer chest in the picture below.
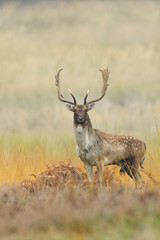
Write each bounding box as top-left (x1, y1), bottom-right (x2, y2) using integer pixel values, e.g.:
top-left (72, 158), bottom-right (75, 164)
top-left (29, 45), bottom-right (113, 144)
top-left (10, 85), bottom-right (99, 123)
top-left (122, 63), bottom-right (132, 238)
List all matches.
top-left (74, 126), bottom-right (96, 165)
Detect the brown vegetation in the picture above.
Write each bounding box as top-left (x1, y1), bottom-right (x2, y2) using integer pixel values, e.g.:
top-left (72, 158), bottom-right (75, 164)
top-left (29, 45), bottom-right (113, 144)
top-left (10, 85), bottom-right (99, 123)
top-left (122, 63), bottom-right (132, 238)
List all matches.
top-left (21, 163), bottom-right (121, 191)
top-left (0, 163), bottom-right (160, 239)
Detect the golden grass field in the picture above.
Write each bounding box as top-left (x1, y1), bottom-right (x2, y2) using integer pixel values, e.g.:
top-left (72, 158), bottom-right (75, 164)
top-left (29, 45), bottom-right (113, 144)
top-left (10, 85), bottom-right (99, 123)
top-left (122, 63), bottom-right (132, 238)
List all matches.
top-left (0, 0), bottom-right (160, 239)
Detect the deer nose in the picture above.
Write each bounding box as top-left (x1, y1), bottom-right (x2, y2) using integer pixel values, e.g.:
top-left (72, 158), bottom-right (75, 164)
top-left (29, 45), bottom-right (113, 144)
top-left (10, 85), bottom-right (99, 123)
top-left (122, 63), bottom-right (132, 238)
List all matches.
top-left (78, 116), bottom-right (84, 122)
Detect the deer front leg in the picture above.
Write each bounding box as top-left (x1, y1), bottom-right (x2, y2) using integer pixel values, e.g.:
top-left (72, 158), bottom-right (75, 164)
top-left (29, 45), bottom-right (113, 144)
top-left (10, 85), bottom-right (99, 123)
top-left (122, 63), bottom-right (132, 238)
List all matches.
top-left (96, 158), bottom-right (104, 188)
top-left (84, 163), bottom-right (93, 183)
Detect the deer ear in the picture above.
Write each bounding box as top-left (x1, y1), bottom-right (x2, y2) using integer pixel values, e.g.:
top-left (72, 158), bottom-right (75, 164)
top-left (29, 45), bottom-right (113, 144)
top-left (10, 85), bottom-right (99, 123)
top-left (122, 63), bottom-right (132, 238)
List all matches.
top-left (66, 104), bottom-right (75, 112)
top-left (87, 103), bottom-right (95, 111)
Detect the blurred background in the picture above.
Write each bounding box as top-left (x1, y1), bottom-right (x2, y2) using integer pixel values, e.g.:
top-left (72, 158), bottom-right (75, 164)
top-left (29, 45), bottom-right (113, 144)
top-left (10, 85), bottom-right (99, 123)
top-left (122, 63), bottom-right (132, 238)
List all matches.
top-left (0, 0), bottom-right (159, 138)
top-left (0, 0), bottom-right (160, 183)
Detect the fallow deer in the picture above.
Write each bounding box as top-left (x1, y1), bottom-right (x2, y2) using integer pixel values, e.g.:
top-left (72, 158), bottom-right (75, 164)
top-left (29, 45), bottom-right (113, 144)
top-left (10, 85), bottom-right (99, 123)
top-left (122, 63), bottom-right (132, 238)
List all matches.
top-left (55, 68), bottom-right (146, 188)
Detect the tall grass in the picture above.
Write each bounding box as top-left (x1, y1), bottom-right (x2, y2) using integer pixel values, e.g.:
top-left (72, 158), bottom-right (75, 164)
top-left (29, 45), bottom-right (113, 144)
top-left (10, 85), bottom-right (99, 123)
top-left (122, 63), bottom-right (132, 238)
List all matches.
top-left (0, 0), bottom-right (159, 187)
top-left (0, 133), bottom-right (76, 184)
top-left (0, 133), bottom-right (159, 188)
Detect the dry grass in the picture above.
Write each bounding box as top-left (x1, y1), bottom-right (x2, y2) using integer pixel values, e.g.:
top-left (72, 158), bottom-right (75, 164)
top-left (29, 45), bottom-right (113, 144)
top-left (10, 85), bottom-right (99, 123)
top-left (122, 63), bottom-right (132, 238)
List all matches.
top-left (0, 166), bottom-right (160, 240)
top-left (0, 132), bottom-right (159, 239)
top-left (0, 0), bottom-right (160, 239)
top-left (0, 133), bottom-right (160, 188)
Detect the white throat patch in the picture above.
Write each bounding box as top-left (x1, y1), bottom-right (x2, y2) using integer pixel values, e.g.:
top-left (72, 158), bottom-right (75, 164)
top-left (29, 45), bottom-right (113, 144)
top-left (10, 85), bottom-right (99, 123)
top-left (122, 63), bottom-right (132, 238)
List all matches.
top-left (76, 125), bottom-right (83, 133)
top-left (74, 124), bottom-right (90, 151)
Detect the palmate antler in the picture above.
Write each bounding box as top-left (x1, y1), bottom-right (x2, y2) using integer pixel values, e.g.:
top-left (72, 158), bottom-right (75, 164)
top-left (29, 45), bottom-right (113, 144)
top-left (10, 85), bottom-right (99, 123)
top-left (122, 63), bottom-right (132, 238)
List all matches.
top-left (84, 68), bottom-right (110, 105)
top-left (55, 69), bottom-right (77, 105)
top-left (55, 68), bottom-right (109, 105)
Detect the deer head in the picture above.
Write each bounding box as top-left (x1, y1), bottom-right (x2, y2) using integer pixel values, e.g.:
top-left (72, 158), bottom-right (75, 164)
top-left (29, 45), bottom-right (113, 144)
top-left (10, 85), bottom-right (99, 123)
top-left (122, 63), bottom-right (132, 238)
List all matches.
top-left (55, 68), bottom-right (110, 124)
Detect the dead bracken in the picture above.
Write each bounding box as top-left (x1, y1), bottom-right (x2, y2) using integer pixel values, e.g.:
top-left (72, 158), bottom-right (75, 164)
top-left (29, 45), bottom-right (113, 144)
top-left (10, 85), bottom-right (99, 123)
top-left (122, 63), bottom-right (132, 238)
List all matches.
top-left (21, 163), bottom-right (122, 191)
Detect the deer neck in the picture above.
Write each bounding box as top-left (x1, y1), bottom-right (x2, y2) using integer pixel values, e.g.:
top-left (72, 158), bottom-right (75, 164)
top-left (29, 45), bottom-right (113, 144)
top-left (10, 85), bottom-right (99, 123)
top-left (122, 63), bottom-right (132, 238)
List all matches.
top-left (73, 115), bottom-right (93, 151)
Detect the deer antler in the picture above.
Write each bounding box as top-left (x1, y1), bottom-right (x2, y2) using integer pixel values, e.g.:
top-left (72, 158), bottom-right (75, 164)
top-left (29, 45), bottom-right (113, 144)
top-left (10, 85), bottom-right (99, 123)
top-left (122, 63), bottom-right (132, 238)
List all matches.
top-left (55, 69), bottom-right (77, 105)
top-left (84, 68), bottom-right (110, 105)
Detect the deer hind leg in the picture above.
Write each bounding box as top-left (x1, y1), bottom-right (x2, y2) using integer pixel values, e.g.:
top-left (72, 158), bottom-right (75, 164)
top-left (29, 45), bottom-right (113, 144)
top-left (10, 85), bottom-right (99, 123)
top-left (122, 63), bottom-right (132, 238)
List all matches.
top-left (140, 154), bottom-right (145, 168)
top-left (133, 170), bottom-right (143, 189)
top-left (122, 157), bottom-right (143, 189)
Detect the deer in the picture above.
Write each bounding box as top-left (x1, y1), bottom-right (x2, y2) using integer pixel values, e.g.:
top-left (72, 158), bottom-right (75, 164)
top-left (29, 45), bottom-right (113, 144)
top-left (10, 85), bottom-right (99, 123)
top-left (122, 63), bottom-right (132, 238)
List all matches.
top-left (55, 68), bottom-right (146, 188)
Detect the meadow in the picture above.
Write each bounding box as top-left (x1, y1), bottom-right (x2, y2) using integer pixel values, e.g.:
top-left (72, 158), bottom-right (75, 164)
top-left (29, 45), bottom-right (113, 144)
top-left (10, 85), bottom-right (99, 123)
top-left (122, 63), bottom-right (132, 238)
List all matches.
top-left (0, 0), bottom-right (160, 239)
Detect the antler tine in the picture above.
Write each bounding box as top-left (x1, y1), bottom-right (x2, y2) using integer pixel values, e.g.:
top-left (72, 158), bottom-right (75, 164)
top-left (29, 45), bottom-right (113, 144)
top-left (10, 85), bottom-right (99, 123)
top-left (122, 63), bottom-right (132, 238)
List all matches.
top-left (55, 69), bottom-right (76, 105)
top-left (85, 68), bottom-right (110, 105)
top-left (83, 90), bottom-right (89, 105)
top-left (68, 88), bottom-right (77, 105)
